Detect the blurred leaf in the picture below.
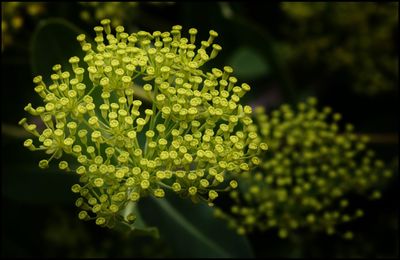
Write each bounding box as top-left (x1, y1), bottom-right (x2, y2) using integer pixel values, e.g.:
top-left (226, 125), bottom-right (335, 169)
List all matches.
top-left (30, 18), bottom-right (86, 78)
top-left (228, 47), bottom-right (270, 80)
top-left (2, 137), bottom-right (79, 205)
top-left (2, 163), bottom-right (78, 205)
top-left (225, 9), bottom-right (298, 104)
top-left (138, 194), bottom-right (254, 258)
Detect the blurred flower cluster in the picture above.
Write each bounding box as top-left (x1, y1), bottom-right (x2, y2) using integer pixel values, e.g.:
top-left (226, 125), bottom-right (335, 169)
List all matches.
top-left (20, 19), bottom-right (267, 228)
top-left (277, 2), bottom-right (398, 96)
top-left (79, 2), bottom-right (140, 28)
top-left (214, 97), bottom-right (393, 239)
top-left (79, 2), bottom-right (174, 28)
top-left (1, 2), bottom-right (45, 51)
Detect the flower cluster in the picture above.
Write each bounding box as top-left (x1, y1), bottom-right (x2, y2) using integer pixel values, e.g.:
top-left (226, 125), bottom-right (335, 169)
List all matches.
top-left (79, 2), bottom-right (140, 27)
top-left (20, 19), bottom-right (268, 228)
top-left (79, 2), bottom-right (174, 28)
top-left (277, 2), bottom-right (398, 96)
top-left (214, 97), bottom-right (393, 239)
top-left (1, 2), bottom-right (45, 51)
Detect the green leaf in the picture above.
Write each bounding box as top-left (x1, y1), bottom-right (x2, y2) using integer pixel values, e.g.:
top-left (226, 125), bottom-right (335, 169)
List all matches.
top-left (2, 163), bottom-right (78, 205)
top-left (138, 193), bottom-right (254, 258)
top-left (30, 18), bottom-right (86, 79)
top-left (2, 139), bottom-right (79, 205)
top-left (228, 47), bottom-right (270, 80)
top-left (227, 12), bottom-right (298, 104)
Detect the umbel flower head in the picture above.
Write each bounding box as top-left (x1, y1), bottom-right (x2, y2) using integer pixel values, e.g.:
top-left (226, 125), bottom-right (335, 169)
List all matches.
top-left (20, 19), bottom-right (268, 228)
top-left (214, 97), bottom-right (393, 239)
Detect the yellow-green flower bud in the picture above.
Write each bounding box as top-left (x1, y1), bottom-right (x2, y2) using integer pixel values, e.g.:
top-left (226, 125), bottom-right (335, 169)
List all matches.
top-left (20, 19), bottom-right (266, 229)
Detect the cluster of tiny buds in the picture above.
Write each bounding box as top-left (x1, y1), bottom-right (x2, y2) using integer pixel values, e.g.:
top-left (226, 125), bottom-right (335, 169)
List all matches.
top-left (80, 2), bottom-right (140, 28)
top-left (214, 97), bottom-right (393, 239)
top-left (20, 19), bottom-right (268, 228)
top-left (280, 2), bottom-right (398, 96)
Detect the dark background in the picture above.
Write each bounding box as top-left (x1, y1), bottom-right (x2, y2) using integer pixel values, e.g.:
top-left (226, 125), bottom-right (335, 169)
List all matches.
top-left (1, 2), bottom-right (398, 257)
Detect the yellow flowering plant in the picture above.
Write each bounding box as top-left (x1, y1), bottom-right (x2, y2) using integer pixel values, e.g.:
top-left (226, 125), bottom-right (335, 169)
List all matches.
top-left (19, 19), bottom-right (268, 229)
top-left (214, 97), bottom-right (393, 239)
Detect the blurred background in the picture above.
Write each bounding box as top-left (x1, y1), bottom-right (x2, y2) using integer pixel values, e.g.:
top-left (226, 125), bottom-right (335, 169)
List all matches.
top-left (1, 2), bottom-right (398, 257)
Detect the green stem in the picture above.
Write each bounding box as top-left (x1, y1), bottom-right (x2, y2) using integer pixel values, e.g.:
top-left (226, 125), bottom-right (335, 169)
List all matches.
top-left (132, 84), bottom-right (152, 103)
top-left (157, 181), bottom-right (173, 190)
top-left (2, 123), bottom-right (32, 138)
